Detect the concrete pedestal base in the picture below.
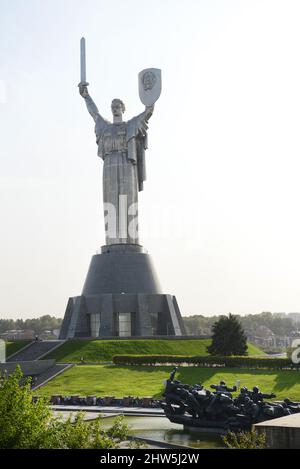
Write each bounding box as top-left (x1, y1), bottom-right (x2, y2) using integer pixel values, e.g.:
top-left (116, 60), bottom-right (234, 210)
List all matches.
top-left (59, 244), bottom-right (185, 339)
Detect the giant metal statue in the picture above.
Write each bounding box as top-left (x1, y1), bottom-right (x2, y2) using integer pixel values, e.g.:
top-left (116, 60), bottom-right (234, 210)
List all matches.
top-left (78, 38), bottom-right (161, 245)
top-left (59, 38), bottom-right (185, 339)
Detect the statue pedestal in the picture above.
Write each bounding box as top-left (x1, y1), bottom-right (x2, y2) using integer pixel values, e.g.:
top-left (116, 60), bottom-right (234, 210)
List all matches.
top-left (59, 244), bottom-right (185, 339)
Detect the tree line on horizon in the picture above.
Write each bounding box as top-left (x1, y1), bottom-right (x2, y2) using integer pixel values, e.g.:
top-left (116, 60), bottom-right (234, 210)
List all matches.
top-left (0, 315), bottom-right (62, 335)
top-left (0, 312), bottom-right (298, 337)
top-left (184, 312), bottom-right (300, 337)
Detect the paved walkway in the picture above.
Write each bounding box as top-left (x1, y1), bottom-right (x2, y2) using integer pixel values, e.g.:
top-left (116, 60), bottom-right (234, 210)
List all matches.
top-left (51, 405), bottom-right (164, 416)
top-left (53, 410), bottom-right (122, 421)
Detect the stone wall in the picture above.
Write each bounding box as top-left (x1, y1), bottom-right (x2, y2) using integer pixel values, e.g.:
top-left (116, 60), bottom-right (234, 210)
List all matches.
top-left (255, 414), bottom-right (300, 448)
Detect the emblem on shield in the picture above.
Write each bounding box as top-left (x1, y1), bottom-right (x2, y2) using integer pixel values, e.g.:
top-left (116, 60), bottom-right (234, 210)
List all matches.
top-left (138, 68), bottom-right (162, 106)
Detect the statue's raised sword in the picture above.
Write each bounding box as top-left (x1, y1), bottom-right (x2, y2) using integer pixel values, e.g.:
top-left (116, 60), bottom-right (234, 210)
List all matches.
top-left (80, 37), bottom-right (88, 86)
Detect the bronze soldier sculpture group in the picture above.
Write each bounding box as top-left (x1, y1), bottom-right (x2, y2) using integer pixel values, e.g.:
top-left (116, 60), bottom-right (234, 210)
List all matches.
top-left (162, 367), bottom-right (300, 431)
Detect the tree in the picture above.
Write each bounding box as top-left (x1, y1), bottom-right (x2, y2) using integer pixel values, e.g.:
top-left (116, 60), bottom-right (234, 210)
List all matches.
top-left (207, 314), bottom-right (248, 356)
top-left (0, 367), bottom-right (128, 449)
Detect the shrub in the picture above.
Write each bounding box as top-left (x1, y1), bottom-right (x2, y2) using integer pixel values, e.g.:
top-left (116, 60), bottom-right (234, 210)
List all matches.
top-left (112, 354), bottom-right (299, 370)
top-left (222, 429), bottom-right (266, 449)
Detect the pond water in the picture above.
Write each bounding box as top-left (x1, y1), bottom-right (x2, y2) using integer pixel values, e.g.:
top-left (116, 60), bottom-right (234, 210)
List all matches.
top-left (102, 416), bottom-right (225, 449)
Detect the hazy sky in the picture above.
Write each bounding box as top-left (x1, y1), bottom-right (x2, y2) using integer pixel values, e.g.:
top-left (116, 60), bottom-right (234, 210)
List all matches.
top-left (1, 0), bottom-right (300, 319)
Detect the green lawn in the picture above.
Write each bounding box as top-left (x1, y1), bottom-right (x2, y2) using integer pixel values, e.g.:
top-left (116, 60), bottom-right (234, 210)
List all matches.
top-left (43, 339), bottom-right (264, 363)
top-left (5, 340), bottom-right (32, 358)
top-left (36, 365), bottom-right (300, 401)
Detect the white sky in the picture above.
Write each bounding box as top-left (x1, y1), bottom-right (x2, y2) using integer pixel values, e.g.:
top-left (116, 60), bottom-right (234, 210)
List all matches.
top-left (1, 0), bottom-right (300, 319)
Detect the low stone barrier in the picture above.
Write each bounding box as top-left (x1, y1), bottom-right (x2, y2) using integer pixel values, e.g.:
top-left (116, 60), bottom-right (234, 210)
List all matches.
top-left (47, 394), bottom-right (162, 408)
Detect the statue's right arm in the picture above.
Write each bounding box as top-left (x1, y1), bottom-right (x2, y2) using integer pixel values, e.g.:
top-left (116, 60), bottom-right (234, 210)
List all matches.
top-left (227, 386), bottom-right (237, 392)
top-left (84, 95), bottom-right (100, 122)
top-left (78, 82), bottom-right (100, 123)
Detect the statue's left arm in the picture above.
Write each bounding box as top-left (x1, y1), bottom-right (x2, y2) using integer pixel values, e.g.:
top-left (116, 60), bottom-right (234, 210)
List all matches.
top-left (137, 105), bottom-right (154, 135)
top-left (144, 104), bottom-right (155, 120)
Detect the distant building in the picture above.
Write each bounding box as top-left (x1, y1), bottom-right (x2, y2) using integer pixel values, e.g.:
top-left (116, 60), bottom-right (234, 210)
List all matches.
top-left (38, 329), bottom-right (60, 340)
top-left (248, 323), bottom-right (298, 349)
top-left (0, 329), bottom-right (35, 340)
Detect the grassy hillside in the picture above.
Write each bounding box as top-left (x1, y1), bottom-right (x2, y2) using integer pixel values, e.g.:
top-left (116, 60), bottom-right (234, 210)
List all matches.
top-left (247, 342), bottom-right (266, 356)
top-left (5, 340), bottom-right (32, 357)
top-left (37, 364), bottom-right (300, 401)
top-left (43, 339), bottom-right (265, 363)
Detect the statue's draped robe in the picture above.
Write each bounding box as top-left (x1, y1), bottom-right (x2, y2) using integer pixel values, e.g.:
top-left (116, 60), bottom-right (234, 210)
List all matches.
top-left (84, 95), bottom-right (151, 245)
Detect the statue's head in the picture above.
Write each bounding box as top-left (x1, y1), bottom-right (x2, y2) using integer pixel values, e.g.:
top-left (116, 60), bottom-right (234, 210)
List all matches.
top-left (111, 98), bottom-right (125, 117)
top-left (220, 381), bottom-right (226, 386)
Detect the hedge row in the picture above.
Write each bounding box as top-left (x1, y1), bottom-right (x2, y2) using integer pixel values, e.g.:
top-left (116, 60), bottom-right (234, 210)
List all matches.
top-left (112, 354), bottom-right (300, 370)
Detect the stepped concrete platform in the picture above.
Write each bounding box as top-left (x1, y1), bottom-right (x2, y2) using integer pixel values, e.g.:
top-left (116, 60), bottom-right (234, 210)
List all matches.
top-left (7, 340), bottom-right (65, 362)
top-left (0, 360), bottom-right (56, 377)
top-left (255, 413), bottom-right (300, 448)
top-left (1, 360), bottom-right (73, 390)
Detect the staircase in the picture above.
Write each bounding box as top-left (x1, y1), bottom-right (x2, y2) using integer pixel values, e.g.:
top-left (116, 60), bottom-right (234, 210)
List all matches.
top-left (32, 363), bottom-right (73, 390)
top-left (8, 340), bottom-right (64, 362)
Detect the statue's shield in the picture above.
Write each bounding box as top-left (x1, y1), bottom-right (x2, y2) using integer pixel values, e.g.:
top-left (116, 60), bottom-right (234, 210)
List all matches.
top-left (138, 68), bottom-right (162, 106)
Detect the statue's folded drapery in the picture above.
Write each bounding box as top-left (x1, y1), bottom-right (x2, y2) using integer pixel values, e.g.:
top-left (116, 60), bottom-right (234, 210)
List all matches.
top-left (89, 102), bottom-right (152, 245)
top-left (95, 108), bottom-right (150, 192)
